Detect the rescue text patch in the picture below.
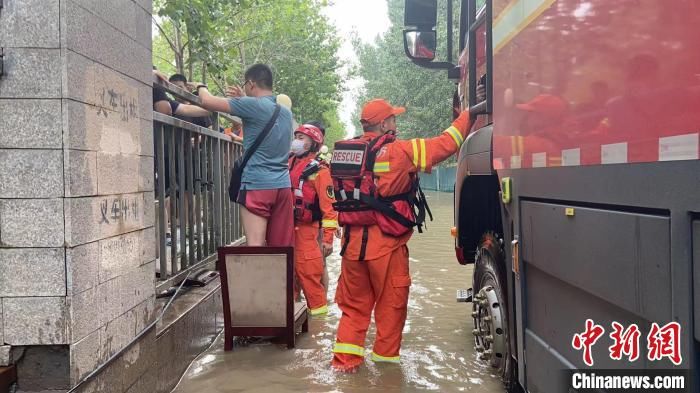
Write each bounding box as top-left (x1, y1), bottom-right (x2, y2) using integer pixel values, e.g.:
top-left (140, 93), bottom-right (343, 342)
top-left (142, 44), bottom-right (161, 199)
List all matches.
top-left (332, 150), bottom-right (365, 165)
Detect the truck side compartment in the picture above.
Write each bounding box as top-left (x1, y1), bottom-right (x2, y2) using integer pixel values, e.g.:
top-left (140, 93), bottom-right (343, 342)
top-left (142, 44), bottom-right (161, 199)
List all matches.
top-left (509, 161), bottom-right (699, 391)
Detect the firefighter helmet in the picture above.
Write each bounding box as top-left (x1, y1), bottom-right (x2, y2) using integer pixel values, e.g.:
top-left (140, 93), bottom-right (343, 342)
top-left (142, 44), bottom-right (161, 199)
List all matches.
top-left (295, 124), bottom-right (324, 145)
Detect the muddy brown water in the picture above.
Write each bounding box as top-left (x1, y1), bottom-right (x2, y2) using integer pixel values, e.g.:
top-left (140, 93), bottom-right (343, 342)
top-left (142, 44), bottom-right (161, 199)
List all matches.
top-left (173, 191), bottom-right (505, 393)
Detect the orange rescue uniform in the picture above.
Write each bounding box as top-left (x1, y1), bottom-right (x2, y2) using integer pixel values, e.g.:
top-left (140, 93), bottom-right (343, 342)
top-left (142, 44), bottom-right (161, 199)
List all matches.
top-left (332, 111), bottom-right (472, 370)
top-left (289, 155), bottom-right (338, 316)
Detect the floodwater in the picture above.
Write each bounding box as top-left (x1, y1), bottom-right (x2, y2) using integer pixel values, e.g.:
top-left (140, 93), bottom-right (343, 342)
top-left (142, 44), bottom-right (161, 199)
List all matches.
top-left (173, 191), bottom-right (505, 393)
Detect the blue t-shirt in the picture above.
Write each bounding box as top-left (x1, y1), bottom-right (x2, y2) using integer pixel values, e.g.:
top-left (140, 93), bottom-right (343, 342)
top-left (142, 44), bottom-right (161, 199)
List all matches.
top-left (228, 96), bottom-right (293, 190)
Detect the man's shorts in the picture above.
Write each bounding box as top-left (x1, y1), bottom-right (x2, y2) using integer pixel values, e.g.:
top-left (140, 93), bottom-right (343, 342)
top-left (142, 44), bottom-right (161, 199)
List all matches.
top-left (237, 188), bottom-right (294, 247)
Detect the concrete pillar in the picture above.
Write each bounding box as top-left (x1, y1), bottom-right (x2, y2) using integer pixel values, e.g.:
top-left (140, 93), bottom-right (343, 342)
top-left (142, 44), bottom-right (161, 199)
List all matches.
top-left (0, 0), bottom-right (155, 391)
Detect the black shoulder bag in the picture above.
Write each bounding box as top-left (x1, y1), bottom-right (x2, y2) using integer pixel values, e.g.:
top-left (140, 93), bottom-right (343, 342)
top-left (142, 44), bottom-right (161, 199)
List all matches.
top-left (228, 103), bottom-right (281, 201)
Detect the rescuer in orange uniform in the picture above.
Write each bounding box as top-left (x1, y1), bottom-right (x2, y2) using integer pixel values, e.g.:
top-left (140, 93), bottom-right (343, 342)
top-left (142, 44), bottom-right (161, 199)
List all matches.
top-left (289, 124), bottom-right (338, 316)
top-left (330, 99), bottom-right (472, 372)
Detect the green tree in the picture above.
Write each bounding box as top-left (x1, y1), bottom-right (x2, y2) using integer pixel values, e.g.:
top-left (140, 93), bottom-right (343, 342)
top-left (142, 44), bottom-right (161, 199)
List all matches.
top-left (353, 0), bottom-right (459, 140)
top-left (318, 109), bottom-right (346, 148)
top-left (153, 0), bottom-right (259, 81)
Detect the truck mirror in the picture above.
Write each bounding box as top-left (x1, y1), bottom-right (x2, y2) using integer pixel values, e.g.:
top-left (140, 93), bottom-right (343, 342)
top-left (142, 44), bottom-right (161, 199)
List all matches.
top-left (404, 30), bottom-right (437, 61)
top-left (404, 0), bottom-right (437, 28)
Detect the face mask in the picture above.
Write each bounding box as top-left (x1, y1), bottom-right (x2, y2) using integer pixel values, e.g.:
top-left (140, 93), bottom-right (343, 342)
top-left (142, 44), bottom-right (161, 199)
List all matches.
top-left (290, 139), bottom-right (307, 156)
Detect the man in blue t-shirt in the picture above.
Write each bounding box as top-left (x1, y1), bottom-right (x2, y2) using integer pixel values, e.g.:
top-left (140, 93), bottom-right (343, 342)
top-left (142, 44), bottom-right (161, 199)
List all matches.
top-left (195, 64), bottom-right (294, 247)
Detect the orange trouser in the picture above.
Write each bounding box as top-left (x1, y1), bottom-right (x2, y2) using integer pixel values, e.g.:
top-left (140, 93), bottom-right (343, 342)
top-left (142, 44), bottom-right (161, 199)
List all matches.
top-left (332, 245), bottom-right (411, 368)
top-left (294, 223), bottom-right (328, 315)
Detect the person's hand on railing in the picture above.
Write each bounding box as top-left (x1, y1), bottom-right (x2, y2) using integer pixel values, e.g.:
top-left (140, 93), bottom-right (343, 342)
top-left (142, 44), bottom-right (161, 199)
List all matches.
top-left (153, 69), bottom-right (169, 83)
top-left (188, 82), bottom-right (233, 114)
top-left (226, 85), bottom-right (245, 98)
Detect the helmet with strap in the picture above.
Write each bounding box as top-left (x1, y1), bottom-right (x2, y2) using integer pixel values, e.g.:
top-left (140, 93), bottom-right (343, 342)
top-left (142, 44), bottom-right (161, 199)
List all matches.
top-left (295, 124), bottom-right (324, 146)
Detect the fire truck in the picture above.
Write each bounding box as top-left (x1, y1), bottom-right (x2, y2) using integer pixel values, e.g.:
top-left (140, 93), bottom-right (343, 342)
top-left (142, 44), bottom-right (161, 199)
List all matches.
top-left (402, 0), bottom-right (700, 391)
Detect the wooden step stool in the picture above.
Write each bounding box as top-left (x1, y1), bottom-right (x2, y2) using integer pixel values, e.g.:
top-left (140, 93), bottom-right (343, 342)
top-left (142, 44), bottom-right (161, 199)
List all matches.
top-left (218, 246), bottom-right (308, 350)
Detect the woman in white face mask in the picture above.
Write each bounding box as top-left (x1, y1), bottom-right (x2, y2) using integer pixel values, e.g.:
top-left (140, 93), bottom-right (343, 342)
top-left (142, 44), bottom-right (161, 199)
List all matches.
top-left (290, 134), bottom-right (313, 157)
top-left (287, 124), bottom-right (338, 316)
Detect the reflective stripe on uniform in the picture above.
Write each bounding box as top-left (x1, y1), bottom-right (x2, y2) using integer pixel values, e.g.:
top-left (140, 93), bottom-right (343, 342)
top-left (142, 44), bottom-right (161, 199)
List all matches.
top-left (370, 352), bottom-right (400, 363)
top-left (419, 138), bottom-right (427, 172)
top-left (322, 219), bottom-right (338, 228)
top-left (310, 304), bottom-right (328, 316)
top-left (411, 139), bottom-right (419, 168)
top-left (333, 342), bottom-right (365, 357)
top-left (374, 161), bottom-right (390, 173)
top-left (445, 126), bottom-right (464, 148)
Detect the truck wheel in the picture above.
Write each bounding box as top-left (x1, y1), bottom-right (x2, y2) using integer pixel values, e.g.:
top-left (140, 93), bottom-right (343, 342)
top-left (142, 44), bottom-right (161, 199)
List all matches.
top-left (472, 232), bottom-right (518, 391)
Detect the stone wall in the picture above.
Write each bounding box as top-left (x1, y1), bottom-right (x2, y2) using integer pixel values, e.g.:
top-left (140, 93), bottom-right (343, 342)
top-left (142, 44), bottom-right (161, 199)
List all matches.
top-left (0, 0), bottom-right (155, 390)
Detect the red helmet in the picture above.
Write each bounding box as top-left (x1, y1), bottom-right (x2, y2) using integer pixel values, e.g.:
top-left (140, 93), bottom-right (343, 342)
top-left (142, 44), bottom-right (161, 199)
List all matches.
top-left (295, 124), bottom-right (324, 145)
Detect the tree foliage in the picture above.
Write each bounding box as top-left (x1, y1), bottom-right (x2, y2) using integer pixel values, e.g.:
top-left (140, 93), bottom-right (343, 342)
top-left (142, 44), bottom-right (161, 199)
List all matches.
top-left (353, 0), bottom-right (459, 140)
top-left (153, 0), bottom-right (346, 147)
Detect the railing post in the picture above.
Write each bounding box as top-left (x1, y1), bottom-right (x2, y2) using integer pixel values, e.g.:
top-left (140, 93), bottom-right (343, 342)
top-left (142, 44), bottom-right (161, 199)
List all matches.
top-left (436, 166), bottom-right (441, 192)
top-left (202, 137), bottom-right (210, 256)
top-left (194, 135), bottom-right (203, 261)
top-left (213, 113), bottom-right (220, 133)
top-left (168, 127), bottom-right (178, 276)
top-left (178, 129), bottom-right (187, 270)
top-left (222, 143), bottom-right (230, 245)
top-left (156, 124), bottom-right (168, 279)
top-left (186, 130), bottom-right (195, 267)
top-left (213, 138), bottom-right (223, 247)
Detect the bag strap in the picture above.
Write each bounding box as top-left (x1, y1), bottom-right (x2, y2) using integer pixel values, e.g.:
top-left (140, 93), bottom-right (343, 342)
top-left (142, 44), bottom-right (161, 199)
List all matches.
top-left (301, 160), bottom-right (322, 179)
top-left (358, 192), bottom-right (417, 229)
top-left (238, 103), bottom-right (281, 170)
top-left (340, 225), bottom-right (351, 256)
top-left (365, 135), bottom-right (391, 171)
top-left (359, 226), bottom-right (369, 261)
top-left (417, 182), bottom-right (433, 222)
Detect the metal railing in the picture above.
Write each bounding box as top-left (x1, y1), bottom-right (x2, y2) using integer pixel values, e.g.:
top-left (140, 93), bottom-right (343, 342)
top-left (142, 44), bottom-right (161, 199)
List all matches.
top-left (419, 165), bottom-right (457, 193)
top-left (152, 78), bottom-right (244, 290)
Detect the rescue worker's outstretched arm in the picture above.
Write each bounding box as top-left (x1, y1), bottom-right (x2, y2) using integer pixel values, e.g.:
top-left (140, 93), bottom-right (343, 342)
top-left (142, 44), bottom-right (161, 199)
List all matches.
top-left (399, 111), bottom-right (472, 173)
top-left (314, 168), bottom-right (338, 256)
